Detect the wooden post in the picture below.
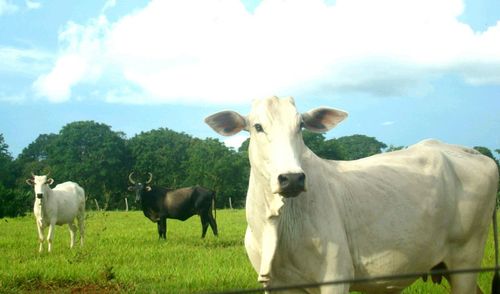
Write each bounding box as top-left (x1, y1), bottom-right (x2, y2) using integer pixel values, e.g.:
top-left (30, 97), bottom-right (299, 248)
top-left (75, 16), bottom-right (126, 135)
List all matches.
top-left (125, 198), bottom-right (129, 212)
top-left (229, 197), bottom-right (233, 210)
top-left (94, 199), bottom-right (100, 211)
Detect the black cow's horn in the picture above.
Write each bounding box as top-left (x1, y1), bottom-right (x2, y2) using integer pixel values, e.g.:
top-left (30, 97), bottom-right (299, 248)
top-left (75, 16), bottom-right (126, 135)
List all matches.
top-left (128, 172), bottom-right (136, 184)
top-left (146, 172), bottom-right (153, 184)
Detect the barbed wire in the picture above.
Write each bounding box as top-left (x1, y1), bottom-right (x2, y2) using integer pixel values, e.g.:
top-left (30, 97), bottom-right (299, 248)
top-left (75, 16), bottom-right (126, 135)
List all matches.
top-left (208, 266), bottom-right (499, 294)
top-left (209, 206), bottom-right (500, 294)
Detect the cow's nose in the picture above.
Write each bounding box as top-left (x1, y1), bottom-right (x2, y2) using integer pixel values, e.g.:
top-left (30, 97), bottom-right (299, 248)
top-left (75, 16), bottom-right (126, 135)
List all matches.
top-left (278, 173), bottom-right (306, 198)
top-left (36, 193), bottom-right (43, 199)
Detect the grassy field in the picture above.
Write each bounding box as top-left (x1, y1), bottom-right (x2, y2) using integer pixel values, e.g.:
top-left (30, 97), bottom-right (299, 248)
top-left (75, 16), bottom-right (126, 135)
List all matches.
top-left (0, 209), bottom-right (497, 293)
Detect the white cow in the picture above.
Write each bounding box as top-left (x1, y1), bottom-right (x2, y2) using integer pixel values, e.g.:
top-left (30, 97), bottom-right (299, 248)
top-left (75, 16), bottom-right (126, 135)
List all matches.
top-left (26, 173), bottom-right (86, 252)
top-left (205, 96), bottom-right (499, 294)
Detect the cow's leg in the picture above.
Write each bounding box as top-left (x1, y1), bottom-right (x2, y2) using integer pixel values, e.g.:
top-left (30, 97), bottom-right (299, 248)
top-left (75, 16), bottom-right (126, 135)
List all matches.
top-left (447, 237), bottom-right (488, 294)
top-left (68, 222), bottom-right (77, 248)
top-left (449, 272), bottom-right (481, 294)
top-left (36, 222), bottom-right (45, 253)
top-left (207, 209), bottom-right (218, 236)
top-left (200, 214), bottom-right (209, 238)
top-left (156, 221), bottom-right (162, 239)
top-left (47, 221), bottom-right (56, 252)
top-left (157, 218), bottom-right (167, 240)
top-left (162, 218), bottom-right (167, 239)
top-left (77, 213), bottom-right (84, 247)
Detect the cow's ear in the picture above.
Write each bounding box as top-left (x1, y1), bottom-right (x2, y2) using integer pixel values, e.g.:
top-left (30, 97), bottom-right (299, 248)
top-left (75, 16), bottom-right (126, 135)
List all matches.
top-left (26, 178), bottom-right (34, 186)
top-left (46, 178), bottom-right (54, 186)
top-left (205, 111), bottom-right (247, 136)
top-left (145, 186), bottom-right (152, 192)
top-left (302, 107), bottom-right (348, 133)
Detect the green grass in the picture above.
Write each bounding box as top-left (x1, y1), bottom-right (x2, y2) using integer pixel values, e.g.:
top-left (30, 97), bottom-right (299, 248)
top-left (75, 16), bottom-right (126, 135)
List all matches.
top-left (0, 210), bottom-right (497, 293)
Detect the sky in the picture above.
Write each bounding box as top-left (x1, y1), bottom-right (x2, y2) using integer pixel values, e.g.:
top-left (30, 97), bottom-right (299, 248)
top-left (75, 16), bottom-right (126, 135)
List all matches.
top-left (0, 0), bottom-right (499, 158)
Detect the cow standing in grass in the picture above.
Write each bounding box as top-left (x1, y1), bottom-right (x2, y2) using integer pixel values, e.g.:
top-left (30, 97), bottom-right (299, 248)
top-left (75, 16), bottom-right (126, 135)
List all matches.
top-left (26, 173), bottom-right (85, 253)
top-left (205, 96), bottom-right (499, 294)
top-left (128, 172), bottom-right (218, 240)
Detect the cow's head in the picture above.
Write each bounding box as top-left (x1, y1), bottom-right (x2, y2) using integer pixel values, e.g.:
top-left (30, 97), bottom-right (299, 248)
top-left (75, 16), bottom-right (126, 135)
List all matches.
top-left (128, 172), bottom-right (153, 203)
top-left (205, 96), bottom-right (347, 198)
top-left (26, 172), bottom-right (54, 199)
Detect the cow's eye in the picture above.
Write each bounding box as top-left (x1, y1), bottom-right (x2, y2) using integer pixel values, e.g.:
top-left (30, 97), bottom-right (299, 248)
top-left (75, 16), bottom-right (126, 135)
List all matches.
top-left (254, 123), bottom-right (264, 133)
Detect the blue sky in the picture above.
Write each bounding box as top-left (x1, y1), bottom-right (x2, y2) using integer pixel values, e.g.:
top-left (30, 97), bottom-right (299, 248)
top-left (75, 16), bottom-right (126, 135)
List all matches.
top-left (0, 0), bottom-right (499, 157)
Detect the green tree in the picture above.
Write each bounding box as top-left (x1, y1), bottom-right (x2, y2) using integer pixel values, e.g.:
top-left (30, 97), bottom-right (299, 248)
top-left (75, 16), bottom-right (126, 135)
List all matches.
top-left (238, 138), bottom-right (249, 153)
top-left (0, 134), bottom-right (13, 185)
top-left (474, 146), bottom-right (497, 162)
top-left (334, 134), bottom-right (387, 160)
top-left (474, 146), bottom-right (500, 203)
top-left (10, 133), bottom-right (57, 217)
top-left (238, 131), bottom-right (342, 160)
top-left (386, 145), bottom-right (406, 152)
top-left (48, 121), bottom-right (132, 210)
top-left (302, 131), bottom-right (325, 155)
top-left (17, 134), bottom-right (57, 163)
top-left (0, 134), bottom-right (31, 218)
top-left (127, 128), bottom-right (192, 188)
top-left (15, 134), bottom-right (58, 182)
top-left (183, 138), bottom-right (249, 208)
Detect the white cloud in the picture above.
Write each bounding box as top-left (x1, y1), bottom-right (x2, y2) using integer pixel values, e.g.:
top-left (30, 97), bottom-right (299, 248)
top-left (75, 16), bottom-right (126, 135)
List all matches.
top-left (33, 54), bottom-right (90, 102)
top-left (25, 0), bottom-right (41, 10)
top-left (33, 17), bottom-right (109, 102)
top-left (0, 92), bottom-right (26, 103)
top-left (381, 121), bottom-right (395, 126)
top-left (0, 46), bottom-right (53, 75)
top-left (33, 0), bottom-right (500, 104)
top-left (223, 134), bottom-right (249, 150)
top-left (101, 0), bottom-right (116, 14)
top-left (0, 0), bottom-right (18, 15)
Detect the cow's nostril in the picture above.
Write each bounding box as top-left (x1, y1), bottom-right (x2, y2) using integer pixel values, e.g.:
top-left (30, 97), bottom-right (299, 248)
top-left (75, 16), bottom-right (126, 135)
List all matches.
top-left (297, 173), bottom-right (306, 185)
top-left (278, 174), bottom-right (289, 186)
top-left (278, 173), bottom-right (306, 198)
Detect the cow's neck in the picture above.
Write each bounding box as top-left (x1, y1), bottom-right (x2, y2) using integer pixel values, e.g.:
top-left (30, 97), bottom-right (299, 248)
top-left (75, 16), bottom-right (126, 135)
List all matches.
top-left (246, 169), bottom-right (278, 283)
top-left (247, 147), bottom-right (315, 284)
top-left (37, 186), bottom-right (53, 219)
top-left (140, 190), bottom-right (163, 220)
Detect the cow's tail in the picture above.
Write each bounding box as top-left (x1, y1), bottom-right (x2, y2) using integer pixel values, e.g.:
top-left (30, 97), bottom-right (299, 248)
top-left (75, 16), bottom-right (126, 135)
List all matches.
top-left (212, 191), bottom-right (217, 221)
top-left (492, 203), bottom-right (500, 294)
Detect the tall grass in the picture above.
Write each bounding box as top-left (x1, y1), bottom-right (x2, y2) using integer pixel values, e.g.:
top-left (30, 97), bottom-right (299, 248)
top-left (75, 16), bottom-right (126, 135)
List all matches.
top-left (0, 210), bottom-right (497, 293)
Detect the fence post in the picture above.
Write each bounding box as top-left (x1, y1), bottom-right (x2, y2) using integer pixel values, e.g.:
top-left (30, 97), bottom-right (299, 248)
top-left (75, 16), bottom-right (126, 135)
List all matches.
top-left (229, 197), bottom-right (233, 210)
top-left (125, 198), bottom-right (129, 212)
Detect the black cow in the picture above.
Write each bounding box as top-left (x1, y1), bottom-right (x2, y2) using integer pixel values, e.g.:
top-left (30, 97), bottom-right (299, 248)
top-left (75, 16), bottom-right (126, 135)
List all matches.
top-left (128, 172), bottom-right (218, 240)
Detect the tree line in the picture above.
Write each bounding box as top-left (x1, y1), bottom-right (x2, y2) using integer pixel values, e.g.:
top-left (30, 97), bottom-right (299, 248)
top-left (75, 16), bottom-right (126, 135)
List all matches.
top-left (0, 121), bottom-right (498, 218)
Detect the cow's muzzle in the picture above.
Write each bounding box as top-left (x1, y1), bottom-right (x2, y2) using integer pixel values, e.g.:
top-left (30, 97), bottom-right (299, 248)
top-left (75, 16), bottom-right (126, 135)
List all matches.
top-left (277, 173), bottom-right (306, 198)
top-left (36, 193), bottom-right (43, 199)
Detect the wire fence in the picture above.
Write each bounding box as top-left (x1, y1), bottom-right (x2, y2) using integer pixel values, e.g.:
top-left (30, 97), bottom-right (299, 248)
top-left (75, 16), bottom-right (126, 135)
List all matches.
top-left (210, 266), bottom-right (499, 293)
top-left (210, 207), bottom-right (500, 293)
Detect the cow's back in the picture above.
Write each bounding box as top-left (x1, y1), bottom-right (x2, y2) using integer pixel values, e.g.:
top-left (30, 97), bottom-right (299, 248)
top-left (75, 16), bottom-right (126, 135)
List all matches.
top-left (416, 140), bottom-right (498, 241)
top-left (192, 186), bottom-right (215, 209)
top-left (315, 139), bottom-right (497, 288)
